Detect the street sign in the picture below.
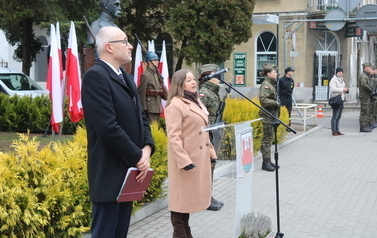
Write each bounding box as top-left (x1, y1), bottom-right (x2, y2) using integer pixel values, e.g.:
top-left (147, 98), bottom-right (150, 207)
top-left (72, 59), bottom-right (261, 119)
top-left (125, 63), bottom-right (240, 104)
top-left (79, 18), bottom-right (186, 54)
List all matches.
top-left (356, 4), bottom-right (377, 32)
top-left (324, 10), bottom-right (346, 31)
top-left (252, 14), bottom-right (279, 25)
top-left (309, 21), bottom-right (328, 30)
top-left (233, 53), bottom-right (247, 86)
top-left (345, 22), bottom-right (363, 38)
top-left (290, 51), bottom-right (298, 58)
top-left (337, 0), bottom-right (363, 13)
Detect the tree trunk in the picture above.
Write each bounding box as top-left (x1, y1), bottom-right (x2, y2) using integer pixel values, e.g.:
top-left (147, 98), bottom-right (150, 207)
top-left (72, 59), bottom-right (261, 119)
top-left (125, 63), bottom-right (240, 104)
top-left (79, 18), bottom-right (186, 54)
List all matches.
top-left (21, 19), bottom-right (33, 76)
top-left (174, 36), bottom-right (188, 72)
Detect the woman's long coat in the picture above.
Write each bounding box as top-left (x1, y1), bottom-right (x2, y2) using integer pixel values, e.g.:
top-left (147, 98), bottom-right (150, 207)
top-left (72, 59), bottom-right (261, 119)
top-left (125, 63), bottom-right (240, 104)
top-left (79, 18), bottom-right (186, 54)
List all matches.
top-left (165, 97), bottom-right (217, 213)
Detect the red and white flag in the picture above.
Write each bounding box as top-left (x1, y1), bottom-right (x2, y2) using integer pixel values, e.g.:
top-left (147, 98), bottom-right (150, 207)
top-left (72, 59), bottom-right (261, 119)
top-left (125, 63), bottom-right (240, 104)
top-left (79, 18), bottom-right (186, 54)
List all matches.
top-left (158, 40), bottom-right (170, 118)
top-left (133, 43), bottom-right (144, 87)
top-left (46, 24), bottom-right (63, 133)
top-left (66, 21), bottom-right (84, 122)
top-left (148, 40), bottom-right (155, 52)
top-left (56, 22), bottom-right (65, 97)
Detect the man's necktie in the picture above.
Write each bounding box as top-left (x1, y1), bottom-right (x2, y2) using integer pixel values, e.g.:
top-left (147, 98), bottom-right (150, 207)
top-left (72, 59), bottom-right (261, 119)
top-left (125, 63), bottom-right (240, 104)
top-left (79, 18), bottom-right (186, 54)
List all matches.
top-left (118, 74), bottom-right (126, 84)
top-left (119, 73), bottom-right (136, 108)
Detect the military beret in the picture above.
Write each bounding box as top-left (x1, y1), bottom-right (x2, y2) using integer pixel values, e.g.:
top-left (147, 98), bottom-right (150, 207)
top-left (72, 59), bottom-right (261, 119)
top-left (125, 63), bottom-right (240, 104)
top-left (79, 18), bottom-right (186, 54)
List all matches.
top-left (362, 63), bottom-right (372, 67)
top-left (263, 63), bottom-right (277, 70)
top-left (198, 64), bottom-right (219, 75)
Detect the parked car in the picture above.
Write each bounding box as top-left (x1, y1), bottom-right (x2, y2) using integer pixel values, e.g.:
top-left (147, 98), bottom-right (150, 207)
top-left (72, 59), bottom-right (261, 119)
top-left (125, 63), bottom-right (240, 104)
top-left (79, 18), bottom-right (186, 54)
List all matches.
top-left (0, 67), bottom-right (49, 98)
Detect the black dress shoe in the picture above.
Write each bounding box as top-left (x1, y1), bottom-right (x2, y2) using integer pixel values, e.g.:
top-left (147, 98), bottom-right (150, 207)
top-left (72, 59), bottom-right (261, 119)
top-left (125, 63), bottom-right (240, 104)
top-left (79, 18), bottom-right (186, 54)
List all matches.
top-left (262, 162), bottom-right (275, 172)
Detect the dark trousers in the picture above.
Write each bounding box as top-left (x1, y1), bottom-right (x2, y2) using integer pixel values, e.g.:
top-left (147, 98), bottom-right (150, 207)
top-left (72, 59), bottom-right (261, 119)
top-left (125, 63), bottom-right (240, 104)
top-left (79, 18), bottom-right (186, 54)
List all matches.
top-left (91, 201), bottom-right (133, 238)
top-left (331, 102), bottom-right (343, 133)
top-left (280, 96), bottom-right (293, 117)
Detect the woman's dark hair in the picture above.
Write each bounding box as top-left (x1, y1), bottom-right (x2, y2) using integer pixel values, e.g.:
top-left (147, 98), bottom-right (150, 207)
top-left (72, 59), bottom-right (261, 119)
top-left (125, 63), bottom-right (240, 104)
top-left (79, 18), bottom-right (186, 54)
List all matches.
top-left (262, 68), bottom-right (273, 77)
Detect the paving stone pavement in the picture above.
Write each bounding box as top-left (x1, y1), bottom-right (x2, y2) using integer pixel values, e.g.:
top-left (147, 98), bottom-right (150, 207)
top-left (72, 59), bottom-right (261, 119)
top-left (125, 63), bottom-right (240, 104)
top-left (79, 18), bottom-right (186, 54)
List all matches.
top-left (128, 109), bottom-right (377, 237)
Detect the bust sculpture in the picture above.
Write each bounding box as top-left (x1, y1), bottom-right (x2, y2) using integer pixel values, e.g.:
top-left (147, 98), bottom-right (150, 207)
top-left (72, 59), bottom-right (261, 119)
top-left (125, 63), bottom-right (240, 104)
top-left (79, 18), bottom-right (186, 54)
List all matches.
top-left (87, 0), bottom-right (122, 45)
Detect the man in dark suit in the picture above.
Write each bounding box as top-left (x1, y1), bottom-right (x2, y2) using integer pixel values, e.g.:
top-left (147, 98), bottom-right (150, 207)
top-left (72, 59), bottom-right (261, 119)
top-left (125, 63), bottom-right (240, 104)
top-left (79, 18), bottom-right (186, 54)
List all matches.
top-left (82, 26), bottom-right (154, 238)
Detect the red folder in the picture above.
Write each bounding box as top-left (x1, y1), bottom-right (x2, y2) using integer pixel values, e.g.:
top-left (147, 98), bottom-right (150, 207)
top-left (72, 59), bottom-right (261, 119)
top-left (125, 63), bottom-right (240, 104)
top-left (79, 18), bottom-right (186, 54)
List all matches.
top-left (117, 167), bottom-right (155, 202)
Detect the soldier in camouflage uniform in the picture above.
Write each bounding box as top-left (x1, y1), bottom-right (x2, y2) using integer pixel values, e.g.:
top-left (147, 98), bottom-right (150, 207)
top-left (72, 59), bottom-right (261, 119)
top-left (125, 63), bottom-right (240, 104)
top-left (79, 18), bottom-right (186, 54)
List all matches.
top-left (358, 63), bottom-right (374, 132)
top-left (259, 63), bottom-right (280, 172)
top-left (370, 66), bottom-right (377, 128)
top-left (198, 64), bottom-right (224, 211)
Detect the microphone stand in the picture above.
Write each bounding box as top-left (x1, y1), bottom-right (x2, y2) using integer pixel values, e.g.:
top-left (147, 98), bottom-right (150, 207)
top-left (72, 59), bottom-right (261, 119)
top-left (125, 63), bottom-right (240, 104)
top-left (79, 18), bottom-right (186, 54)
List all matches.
top-left (216, 73), bottom-right (296, 238)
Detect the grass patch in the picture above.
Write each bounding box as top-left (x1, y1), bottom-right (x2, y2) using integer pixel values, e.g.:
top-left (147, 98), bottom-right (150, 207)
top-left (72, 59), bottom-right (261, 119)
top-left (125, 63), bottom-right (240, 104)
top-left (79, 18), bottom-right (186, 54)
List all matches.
top-left (0, 132), bottom-right (74, 153)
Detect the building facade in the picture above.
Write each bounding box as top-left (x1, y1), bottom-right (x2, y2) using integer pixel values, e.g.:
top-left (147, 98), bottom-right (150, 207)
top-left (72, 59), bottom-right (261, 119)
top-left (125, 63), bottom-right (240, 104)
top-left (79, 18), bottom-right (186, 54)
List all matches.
top-left (220, 0), bottom-right (377, 103)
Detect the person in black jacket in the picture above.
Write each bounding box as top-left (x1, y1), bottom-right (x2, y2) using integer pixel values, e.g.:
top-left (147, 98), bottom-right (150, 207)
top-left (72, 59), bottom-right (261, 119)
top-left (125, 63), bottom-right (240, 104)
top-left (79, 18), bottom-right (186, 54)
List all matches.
top-left (278, 67), bottom-right (295, 126)
top-left (82, 26), bottom-right (154, 238)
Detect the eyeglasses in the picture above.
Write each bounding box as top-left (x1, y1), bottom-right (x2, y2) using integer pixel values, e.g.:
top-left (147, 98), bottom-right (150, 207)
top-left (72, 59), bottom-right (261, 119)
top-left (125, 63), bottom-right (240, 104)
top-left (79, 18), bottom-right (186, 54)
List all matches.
top-left (108, 39), bottom-right (129, 45)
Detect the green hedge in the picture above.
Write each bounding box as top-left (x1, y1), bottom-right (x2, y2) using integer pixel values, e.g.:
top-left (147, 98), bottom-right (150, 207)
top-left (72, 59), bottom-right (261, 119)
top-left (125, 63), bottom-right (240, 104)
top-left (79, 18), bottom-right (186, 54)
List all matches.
top-left (0, 94), bottom-right (82, 134)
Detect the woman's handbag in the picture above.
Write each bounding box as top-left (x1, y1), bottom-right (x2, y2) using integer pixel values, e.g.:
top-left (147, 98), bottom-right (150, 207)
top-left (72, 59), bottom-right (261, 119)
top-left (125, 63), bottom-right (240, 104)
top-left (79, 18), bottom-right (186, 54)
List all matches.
top-left (329, 95), bottom-right (342, 108)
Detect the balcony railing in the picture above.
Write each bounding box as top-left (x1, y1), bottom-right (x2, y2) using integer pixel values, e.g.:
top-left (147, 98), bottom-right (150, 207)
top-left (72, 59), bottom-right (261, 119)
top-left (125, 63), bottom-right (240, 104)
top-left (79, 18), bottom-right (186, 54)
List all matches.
top-left (308, 0), bottom-right (338, 12)
top-left (308, 0), bottom-right (369, 15)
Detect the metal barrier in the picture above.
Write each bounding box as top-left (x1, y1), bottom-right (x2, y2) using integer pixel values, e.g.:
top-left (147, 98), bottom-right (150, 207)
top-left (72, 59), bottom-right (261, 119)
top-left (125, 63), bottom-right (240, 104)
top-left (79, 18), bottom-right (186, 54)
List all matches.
top-left (291, 103), bottom-right (318, 131)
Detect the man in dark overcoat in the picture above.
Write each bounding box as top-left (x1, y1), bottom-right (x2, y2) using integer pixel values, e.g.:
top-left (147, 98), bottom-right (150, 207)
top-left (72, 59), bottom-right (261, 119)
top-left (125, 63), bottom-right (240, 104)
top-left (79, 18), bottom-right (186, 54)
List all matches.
top-left (82, 26), bottom-right (154, 237)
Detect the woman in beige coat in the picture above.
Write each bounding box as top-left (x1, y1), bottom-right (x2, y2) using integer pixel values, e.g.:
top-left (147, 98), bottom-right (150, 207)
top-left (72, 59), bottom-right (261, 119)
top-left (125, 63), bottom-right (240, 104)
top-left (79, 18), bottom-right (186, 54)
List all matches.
top-left (165, 69), bottom-right (217, 238)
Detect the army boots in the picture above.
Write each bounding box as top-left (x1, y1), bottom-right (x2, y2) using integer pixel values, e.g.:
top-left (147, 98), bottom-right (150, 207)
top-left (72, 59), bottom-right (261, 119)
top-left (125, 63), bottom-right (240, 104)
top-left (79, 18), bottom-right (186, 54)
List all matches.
top-left (207, 197), bottom-right (224, 211)
top-left (262, 160), bottom-right (275, 172)
top-left (360, 125), bottom-right (373, 132)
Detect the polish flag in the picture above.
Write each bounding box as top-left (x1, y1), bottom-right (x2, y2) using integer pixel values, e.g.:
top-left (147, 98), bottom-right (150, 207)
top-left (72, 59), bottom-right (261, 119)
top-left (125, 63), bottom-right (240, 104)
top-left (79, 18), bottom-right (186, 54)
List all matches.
top-left (56, 22), bottom-right (65, 98)
top-left (133, 43), bottom-right (144, 87)
top-left (46, 24), bottom-right (63, 133)
top-left (158, 40), bottom-right (170, 118)
top-left (66, 21), bottom-right (84, 122)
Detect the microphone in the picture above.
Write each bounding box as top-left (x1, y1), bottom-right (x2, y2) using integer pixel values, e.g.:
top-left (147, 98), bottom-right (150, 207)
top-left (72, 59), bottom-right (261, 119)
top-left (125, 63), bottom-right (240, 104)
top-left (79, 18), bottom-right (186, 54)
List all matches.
top-left (201, 68), bottom-right (230, 82)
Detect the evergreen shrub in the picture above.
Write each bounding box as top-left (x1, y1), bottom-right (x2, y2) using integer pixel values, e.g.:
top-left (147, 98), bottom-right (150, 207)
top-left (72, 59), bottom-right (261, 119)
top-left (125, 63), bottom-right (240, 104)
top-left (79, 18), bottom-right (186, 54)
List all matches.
top-left (220, 97), bottom-right (289, 160)
top-left (0, 128), bottom-right (91, 237)
top-left (0, 94), bottom-right (82, 134)
top-left (239, 212), bottom-right (272, 238)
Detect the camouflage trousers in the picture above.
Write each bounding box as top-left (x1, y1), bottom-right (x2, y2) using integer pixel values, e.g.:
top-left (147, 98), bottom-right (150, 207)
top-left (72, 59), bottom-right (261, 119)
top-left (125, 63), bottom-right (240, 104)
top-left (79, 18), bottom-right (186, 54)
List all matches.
top-left (261, 120), bottom-right (275, 162)
top-left (359, 98), bottom-right (371, 126)
top-left (371, 99), bottom-right (377, 123)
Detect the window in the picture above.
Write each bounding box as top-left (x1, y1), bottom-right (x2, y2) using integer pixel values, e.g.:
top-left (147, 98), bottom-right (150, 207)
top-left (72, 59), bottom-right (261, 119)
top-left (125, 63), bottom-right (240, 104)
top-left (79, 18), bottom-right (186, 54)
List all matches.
top-left (256, 32), bottom-right (277, 84)
top-left (316, 31), bottom-right (338, 51)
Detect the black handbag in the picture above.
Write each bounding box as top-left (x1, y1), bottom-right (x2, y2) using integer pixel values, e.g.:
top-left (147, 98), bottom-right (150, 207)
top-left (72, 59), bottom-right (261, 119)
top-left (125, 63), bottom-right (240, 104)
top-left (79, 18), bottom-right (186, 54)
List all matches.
top-left (329, 95), bottom-right (342, 108)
